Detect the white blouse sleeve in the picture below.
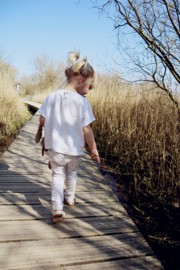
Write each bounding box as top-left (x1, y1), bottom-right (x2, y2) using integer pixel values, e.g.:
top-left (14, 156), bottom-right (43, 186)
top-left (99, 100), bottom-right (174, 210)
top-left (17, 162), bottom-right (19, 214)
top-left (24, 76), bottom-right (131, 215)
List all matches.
top-left (82, 99), bottom-right (96, 128)
top-left (38, 97), bottom-right (48, 118)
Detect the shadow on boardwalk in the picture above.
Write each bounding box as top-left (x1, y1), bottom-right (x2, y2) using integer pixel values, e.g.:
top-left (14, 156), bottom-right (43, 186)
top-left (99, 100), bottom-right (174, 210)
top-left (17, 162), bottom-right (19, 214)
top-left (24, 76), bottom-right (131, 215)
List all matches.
top-left (0, 162), bottom-right (163, 269)
top-left (0, 109), bottom-right (163, 269)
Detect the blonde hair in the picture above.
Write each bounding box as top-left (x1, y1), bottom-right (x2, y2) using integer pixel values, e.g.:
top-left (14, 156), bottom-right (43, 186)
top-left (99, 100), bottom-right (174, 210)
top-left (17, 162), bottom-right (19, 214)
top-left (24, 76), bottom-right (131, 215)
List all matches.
top-left (65, 50), bottom-right (95, 88)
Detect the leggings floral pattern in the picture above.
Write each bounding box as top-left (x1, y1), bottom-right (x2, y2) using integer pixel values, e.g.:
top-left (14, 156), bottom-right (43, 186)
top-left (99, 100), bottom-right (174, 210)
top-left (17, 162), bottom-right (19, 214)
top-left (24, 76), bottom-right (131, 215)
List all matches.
top-left (49, 151), bottom-right (81, 212)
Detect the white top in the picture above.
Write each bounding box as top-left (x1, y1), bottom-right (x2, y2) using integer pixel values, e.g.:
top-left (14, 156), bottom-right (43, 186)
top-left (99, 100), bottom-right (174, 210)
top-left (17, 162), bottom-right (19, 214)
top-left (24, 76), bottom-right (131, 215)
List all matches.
top-left (38, 89), bottom-right (95, 156)
top-left (16, 85), bottom-right (20, 91)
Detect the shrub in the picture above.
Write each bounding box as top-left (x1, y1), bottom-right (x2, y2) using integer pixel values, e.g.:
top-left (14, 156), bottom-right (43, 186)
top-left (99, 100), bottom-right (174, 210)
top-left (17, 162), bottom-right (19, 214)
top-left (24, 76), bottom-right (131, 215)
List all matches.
top-left (0, 74), bottom-right (30, 141)
top-left (21, 54), bottom-right (65, 96)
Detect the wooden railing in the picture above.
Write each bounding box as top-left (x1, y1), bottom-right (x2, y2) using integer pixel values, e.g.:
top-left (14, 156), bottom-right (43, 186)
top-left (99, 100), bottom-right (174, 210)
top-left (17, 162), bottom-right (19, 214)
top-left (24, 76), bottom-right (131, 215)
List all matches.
top-left (23, 100), bottom-right (42, 110)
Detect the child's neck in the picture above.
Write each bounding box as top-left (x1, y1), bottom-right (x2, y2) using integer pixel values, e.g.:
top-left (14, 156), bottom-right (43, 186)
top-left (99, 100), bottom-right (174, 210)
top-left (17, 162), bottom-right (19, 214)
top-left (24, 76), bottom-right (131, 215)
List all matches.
top-left (63, 81), bottom-right (77, 93)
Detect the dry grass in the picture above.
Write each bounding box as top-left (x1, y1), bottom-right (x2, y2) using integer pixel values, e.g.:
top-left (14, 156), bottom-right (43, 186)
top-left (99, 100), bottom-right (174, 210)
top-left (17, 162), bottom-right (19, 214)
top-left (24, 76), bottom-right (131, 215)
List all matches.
top-left (87, 74), bottom-right (180, 202)
top-left (31, 84), bottom-right (59, 103)
top-left (0, 74), bottom-right (30, 141)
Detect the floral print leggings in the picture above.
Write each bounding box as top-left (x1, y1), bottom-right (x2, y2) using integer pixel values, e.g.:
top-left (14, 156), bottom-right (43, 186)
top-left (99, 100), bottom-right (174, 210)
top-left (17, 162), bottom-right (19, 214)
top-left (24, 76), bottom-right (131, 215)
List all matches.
top-left (49, 151), bottom-right (81, 212)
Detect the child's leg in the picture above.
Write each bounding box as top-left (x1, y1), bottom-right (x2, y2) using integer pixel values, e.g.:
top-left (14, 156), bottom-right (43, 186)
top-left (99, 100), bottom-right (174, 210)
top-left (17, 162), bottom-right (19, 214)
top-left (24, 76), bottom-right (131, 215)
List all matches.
top-left (49, 151), bottom-right (66, 214)
top-left (65, 155), bottom-right (81, 204)
top-left (51, 164), bottom-right (65, 211)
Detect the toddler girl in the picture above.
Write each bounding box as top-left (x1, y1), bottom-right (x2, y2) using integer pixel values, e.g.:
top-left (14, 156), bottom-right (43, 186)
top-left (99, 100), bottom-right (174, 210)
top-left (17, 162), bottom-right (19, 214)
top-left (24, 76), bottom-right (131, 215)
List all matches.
top-left (38, 50), bottom-right (100, 223)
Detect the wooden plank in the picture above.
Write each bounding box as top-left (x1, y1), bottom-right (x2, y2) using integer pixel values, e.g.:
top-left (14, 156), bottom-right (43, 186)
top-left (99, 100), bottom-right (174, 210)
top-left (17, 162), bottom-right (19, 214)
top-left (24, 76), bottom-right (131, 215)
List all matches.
top-left (0, 168), bottom-right (103, 180)
top-left (6, 138), bottom-right (42, 147)
top-left (23, 257), bottom-right (163, 270)
top-left (0, 167), bottom-right (50, 174)
top-left (23, 100), bottom-right (42, 110)
top-left (0, 153), bottom-right (97, 171)
top-left (0, 174), bottom-right (106, 184)
top-left (0, 233), bottom-right (153, 270)
top-left (0, 151), bottom-right (48, 163)
top-left (0, 156), bottom-right (49, 164)
top-left (0, 155), bottom-right (93, 166)
top-left (0, 158), bottom-right (49, 165)
top-left (0, 174), bottom-right (51, 183)
top-left (0, 165), bottom-right (102, 180)
top-left (0, 181), bottom-right (111, 192)
top-left (0, 193), bottom-right (49, 205)
top-left (0, 157), bottom-right (94, 165)
top-left (0, 153), bottom-right (49, 161)
top-left (0, 182), bottom-right (51, 191)
top-left (2, 147), bottom-right (46, 155)
top-left (0, 165), bottom-right (101, 177)
top-left (0, 216), bottom-right (138, 242)
top-left (0, 162), bottom-right (103, 173)
top-left (0, 169), bottom-right (50, 175)
top-left (0, 163), bottom-right (50, 170)
top-left (0, 154), bottom-right (93, 166)
top-left (0, 191), bottom-right (118, 205)
top-left (30, 256), bottom-right (164, 270)
top-left (1, 145), bottom-right (91, 158)
top-left (0, 202), bottom-right (127, 220)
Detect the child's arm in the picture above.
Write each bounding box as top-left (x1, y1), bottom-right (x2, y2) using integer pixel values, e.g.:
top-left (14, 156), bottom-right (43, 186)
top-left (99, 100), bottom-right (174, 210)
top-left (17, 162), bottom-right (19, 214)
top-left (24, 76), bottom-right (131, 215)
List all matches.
top-left (39, 115), bottom-right (45, 127)
top-left (83, 125), bottom-right (100, 163)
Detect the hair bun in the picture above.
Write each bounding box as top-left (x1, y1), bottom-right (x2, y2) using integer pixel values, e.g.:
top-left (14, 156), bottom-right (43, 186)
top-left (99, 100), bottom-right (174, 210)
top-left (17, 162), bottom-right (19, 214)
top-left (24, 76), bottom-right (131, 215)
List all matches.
top-left (73, 57), bottom-right (87, 73)
top-left (67, 50), bottom-right (88, 73)
top-left (67, 50), bottom-right (80, 64)
top-left (65, 50), bottom-right (94, 86)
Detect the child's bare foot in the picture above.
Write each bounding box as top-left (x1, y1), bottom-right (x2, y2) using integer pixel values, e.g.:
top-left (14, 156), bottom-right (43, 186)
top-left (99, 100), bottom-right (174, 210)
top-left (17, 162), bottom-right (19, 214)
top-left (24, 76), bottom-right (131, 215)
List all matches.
top-left (65, 200), bottom-right (75, 206)
top-left (53, 214), bottom-right (63, 223)
top-left (53, 210), bottom-right (65, 223)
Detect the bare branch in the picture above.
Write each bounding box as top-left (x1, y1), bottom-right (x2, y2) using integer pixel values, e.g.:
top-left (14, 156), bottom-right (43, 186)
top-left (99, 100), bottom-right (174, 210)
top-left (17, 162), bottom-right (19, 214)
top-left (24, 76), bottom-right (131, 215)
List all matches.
top-left (162, 0), bottom-right (180, 38)
top-left (127, 0), bottom-right (143, 30)
top-left (93, 0), bottom-right (180, 113)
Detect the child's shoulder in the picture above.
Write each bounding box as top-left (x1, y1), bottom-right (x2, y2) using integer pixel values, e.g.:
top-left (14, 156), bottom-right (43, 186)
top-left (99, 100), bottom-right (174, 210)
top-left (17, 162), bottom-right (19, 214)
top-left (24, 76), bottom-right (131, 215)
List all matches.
top-left (47, 89), bottom-right (89, 106)
top-left (48, 89), bottom-right (60, 98)
top-left (74, 94), bottom-right (90, 107)
top-left (46, 89), bottom-right (62, 102)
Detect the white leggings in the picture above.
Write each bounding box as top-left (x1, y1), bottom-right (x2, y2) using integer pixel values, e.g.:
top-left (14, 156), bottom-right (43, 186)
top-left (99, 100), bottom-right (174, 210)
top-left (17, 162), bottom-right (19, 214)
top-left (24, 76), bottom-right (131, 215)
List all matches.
top-left (49, 151), bottom-right (81, 212)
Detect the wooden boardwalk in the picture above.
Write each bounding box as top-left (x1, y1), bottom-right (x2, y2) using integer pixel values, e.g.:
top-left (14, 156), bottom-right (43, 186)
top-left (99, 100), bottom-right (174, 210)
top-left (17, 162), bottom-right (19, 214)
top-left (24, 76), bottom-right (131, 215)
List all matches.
top-left (0, 101), bottom-right (163, 269)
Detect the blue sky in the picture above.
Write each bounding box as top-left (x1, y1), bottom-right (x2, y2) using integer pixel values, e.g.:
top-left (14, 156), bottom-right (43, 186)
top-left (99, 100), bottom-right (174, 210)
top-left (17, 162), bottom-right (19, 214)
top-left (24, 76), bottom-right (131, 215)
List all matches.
top-left (0, 0), bottom-right (118, 77)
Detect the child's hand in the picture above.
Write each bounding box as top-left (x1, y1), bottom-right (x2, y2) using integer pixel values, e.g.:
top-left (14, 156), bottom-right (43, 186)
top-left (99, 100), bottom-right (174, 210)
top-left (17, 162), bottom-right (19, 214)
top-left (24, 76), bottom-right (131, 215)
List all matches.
top-left (90, 148), bottom-right (100, 164)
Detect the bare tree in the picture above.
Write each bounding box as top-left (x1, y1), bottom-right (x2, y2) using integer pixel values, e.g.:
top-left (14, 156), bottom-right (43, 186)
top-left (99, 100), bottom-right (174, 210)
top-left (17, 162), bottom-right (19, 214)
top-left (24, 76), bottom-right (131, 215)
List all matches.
top-left (92, 0), bottom-right (180, 113)
top-left (33, 54), bottom-right (65, 89)
top-left (0, 49), bottom-right (17, 81)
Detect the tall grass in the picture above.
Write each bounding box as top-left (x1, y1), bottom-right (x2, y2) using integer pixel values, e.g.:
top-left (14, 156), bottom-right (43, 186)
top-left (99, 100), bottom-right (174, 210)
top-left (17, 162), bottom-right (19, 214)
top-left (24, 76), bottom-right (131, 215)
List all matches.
top-left (87, 74), bottom-right (180, 203)
top-left (0, 74), bottom-right (30, 141)
top-left (31, 84), bottom-right (60, 103)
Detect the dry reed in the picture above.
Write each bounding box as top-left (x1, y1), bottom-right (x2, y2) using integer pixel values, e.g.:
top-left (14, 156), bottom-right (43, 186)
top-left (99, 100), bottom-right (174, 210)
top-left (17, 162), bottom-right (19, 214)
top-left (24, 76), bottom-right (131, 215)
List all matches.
top-left (0, 74), bottom-right (30, 141)
top-left (87, 74), bottom-right (180, 202)
top-left (31, 84), bottom-right (59, 103)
